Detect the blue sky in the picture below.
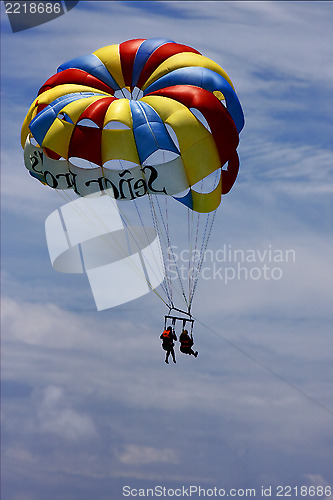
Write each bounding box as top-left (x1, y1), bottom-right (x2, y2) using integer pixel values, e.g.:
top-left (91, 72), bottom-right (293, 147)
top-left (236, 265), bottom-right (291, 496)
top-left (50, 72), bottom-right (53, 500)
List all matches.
top-left (1, 1), bottom-right (333, 499)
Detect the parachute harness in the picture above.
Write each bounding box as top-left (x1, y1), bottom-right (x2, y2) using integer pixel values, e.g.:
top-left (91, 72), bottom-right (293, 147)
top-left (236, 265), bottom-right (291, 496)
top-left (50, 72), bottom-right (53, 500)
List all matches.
top-left (164, 307), bottom-right (194, 336)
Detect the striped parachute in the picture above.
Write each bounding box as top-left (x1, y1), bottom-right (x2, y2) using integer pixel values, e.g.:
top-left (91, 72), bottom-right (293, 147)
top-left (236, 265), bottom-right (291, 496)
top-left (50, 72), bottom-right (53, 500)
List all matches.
top-left (21, 38), bottom-right (244, 313)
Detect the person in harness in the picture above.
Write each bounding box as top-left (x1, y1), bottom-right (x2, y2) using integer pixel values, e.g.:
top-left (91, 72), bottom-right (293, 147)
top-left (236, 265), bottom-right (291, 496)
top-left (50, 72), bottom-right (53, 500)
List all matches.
top-left (160, 326), bottom-right (177, 364)
top-left (179, 329), bottom-right (198, 358)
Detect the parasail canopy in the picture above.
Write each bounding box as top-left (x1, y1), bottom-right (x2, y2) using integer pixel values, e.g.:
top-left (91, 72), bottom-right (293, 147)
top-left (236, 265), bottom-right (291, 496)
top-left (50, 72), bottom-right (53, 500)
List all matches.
top-left (22, 38), bottom-right (244, 214)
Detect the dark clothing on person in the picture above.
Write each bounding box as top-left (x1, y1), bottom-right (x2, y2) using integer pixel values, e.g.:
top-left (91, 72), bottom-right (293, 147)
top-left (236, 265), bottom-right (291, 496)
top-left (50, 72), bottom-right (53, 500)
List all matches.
top-left (179, 330), bottom-right (198, 357)
top-left (160, 327), bottom-right (177, 364)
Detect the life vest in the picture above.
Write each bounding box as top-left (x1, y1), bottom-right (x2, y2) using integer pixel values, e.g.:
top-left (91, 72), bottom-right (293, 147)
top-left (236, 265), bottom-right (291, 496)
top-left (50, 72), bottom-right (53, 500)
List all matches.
top-left (162, 329), bottom-right (172, 339)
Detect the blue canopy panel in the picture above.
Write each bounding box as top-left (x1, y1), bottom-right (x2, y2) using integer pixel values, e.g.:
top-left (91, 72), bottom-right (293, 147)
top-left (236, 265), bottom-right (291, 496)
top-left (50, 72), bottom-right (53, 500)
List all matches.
top-left (57, 53), bottom-right (121, 91)
top-left (173, 190), bottom-right (193, 210)
top-left (29, 170), bottom-right (46, 183)
top-left (29, 92), bottom-right (101, 145)
top-left (130, 100), bottom-right (179, 164)
top-left (131, 38), bottom-right (175, 89)
top-left (144, 66), bottom-right (245, 134)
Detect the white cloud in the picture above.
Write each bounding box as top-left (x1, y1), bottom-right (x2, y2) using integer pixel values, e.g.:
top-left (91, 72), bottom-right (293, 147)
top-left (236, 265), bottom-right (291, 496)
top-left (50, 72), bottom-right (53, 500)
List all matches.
top-left (2, 296), bottom-right (96, 350)
top-left (118, 444), bottom-right (178, 466)
top-left (34, 385), bottom-right (99, 441)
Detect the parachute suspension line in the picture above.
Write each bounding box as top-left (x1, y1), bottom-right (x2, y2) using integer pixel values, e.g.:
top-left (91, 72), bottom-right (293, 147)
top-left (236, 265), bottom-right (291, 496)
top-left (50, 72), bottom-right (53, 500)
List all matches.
top-left (187, 207), bottom-right (192, 303)
top-left (148, 194), bottom-right (172, 304)
top-left (132, 197), bottom-right (172, 304)
top-left (56, 188), bottom-right (78, 205)
top-left (54, 190), bottom-right (157, 298)
top-left (193, 315), bottom-right (333, 419)
top-left (164, 195), bottom-right (174, 306)
top-left (162, 150), bottom-right (172, 298)
top-left (55, 189), bottom-right (186, 314)
top-left (148, 192), bottom-right (190, 312)
top-left (187, 176), bottom-right (207, 311)
top-left (100, 160), bottom-right (171, 307)
top-left (188, 169), bottom-right (219, 309)
top-left (134, 108), bottom-right (178, 307)
top-left (189, 211), bottom-right (215, 309)
top-left (55, 190), bottom-right (106, 233)
top-left (188, 203), bottom-right (202, 308)
top-left (147, 193), bottom-right (174, 310)
top-left (55, 189), bottom-right (106, 229)
top-left (85, 193), bottom-right (169, 306)
top-left (56, 187), bottom-right (114, 229)
top-left (153, 194), bottom-right (190, 311)
top-left (148, 193), bottom-right (184, 309)
top-left (55, 182), bottom-right (170, 309)
top-left (189, 210), bottom-right (216, 311)
top-left (187, 206), bottom-right (197, 308)
top-left (113, 204), bottom-right (170, 308)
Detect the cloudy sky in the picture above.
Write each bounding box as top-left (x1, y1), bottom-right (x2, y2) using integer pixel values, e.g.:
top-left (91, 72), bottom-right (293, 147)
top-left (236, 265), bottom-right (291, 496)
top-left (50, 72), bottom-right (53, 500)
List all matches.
top-left (1, 1), bottom-right (333, 499)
